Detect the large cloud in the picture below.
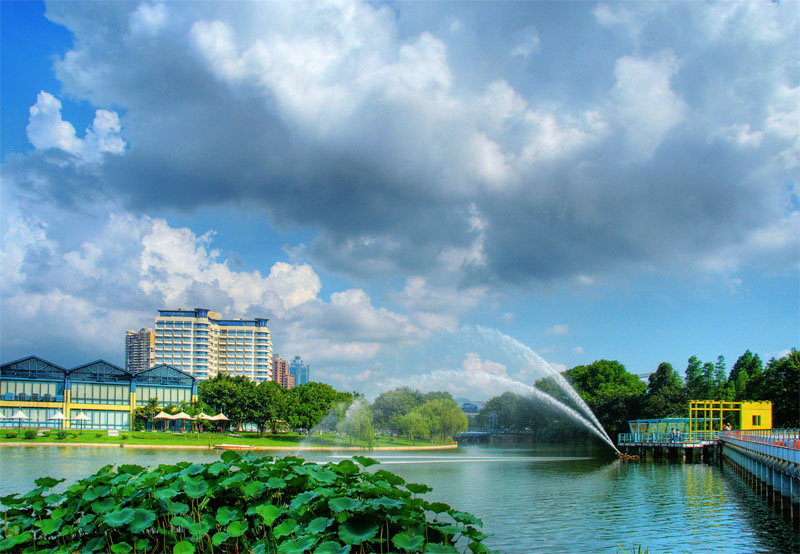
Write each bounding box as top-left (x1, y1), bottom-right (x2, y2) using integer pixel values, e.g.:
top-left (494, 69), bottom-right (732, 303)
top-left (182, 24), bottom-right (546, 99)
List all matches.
top-left (8, 0), bottom-right (789, 289)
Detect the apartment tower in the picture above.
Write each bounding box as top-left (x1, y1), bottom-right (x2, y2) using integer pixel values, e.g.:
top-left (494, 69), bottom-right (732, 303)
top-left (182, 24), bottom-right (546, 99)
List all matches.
top-left (153, 308), bottom-right (272, 382)
top-left (273, 355), bottom-right (295, 389)
top-left (289, 355), bottom-right (310, 386)
top-left (125, 328), bottom-right (155, 372)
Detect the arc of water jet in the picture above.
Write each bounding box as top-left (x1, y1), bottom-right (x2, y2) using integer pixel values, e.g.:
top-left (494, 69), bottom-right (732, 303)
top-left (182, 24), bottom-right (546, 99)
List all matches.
top-left (471, 326), bottom-right (618, 449)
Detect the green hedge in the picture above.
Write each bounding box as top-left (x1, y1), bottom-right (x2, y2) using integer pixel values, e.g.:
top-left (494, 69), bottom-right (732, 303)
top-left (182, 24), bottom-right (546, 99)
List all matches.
top-left (0, 452), bottom-right (490, 553)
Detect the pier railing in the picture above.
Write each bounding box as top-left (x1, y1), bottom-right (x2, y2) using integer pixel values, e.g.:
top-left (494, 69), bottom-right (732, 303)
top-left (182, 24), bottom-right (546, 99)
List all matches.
top-left (618, 431), bottom-right (720, 444)
top-left (720, 429), bottom-right (800, 448)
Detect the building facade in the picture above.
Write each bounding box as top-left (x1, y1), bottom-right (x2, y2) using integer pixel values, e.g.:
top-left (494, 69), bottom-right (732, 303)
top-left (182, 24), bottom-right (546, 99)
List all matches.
top-left (273, 355), bottom-right (295, 389)
top-left (289, 355), bottom-right (309, 386)
top-left (125, 328), bottom-right (155, 372)
top-left (0, 356), bottom-right (196, 430)
top-left (153, 308), bottom-right (272, 381)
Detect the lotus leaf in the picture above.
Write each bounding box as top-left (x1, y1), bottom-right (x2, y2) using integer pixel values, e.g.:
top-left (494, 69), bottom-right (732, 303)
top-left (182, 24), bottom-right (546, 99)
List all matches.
top-left (424, 544), bottom-right (459, 553)
top-left (109, 541), bottom-right (132, 553)
top-left (392, 532), bottom-right (425, 551)
top-left (226, 519), bottom-right (248, 538)
top-left (352, 456), bottom-right (379, 467)
top-left (306, 516), bottom-right (333, 535)
top-left (117, 465), bottom-right (145, 475)
top-left (338, 518), bottom-right (379, 545)
top-left (333, 459), bottom-right (359, 476)
top-left (103, 508), bottom-right (135, 527)
top-left (172, 541), bottom-right (194, 554)
top-left (183, 478), bottom-right (209, 499)
top-left (328, 497), bottom-right (361, 513)
top-left (211, 531), bottom-right (229, 546)
top-left (34, 477), bottom-right (65, 488)
top-left (91, 497), bottom-right (117, 514)
top-left (129, 508), bottom-right (156, 533)
top-left (273, 518), bottom-right (298, 539)
top-left (242, 480), bottom-right (266, 497)
top-left (406, 483), bottom-right (432, 494)
top-left (215, 505), bottom-right (238, 525)
top-left (278, 536), bottom-right (317, 553)
top-left (255, 503), bottom-right (283, 526)
top-left (314, 541), bottom-right (351, 554)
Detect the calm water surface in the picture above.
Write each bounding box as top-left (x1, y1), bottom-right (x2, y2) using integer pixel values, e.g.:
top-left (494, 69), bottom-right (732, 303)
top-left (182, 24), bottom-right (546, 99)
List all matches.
top-left (1, 445), bottom-right (797, 552)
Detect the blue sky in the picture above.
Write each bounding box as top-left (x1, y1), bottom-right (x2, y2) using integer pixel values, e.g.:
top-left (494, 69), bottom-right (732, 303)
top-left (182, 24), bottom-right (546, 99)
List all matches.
top-left (1, 1), bottom-right (797, 398)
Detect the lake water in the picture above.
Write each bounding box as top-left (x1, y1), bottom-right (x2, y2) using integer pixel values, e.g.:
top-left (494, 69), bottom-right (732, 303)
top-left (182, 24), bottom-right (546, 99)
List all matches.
top-left (1, 444), bottom-right (797, 552)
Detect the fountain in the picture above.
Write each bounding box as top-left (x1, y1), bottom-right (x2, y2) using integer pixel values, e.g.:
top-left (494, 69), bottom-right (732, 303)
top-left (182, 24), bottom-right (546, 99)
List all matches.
top-left (376, 326), bottom-right (621, 454)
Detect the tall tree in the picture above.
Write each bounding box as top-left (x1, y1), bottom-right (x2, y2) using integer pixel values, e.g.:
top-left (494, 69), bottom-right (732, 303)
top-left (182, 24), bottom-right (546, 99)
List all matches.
top-left (700, 362), bottom-right (715, 399)
top-left (287, 382), bottom-right (351, 432)
top-left (684, 356), bottom-right (704, 400)
top-left (371, 387), bottom-right (424, 434)
top-left (644, 362), bottom-right (685, 418)
top-left (713, 356), bottom-right (728, 399)
top-left (254, 380), bottom-right (287, 435)
top-left (760, 350), bottom-right (799, 427)
top-left (729, 350), bottom-right (763, 400)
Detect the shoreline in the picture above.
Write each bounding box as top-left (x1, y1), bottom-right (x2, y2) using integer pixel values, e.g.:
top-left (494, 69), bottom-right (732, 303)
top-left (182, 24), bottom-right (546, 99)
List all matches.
top-left (0, 441), bottom-right (459, 452)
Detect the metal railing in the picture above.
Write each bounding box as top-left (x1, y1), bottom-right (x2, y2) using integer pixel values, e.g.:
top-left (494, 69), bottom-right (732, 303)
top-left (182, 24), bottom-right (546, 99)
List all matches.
top-left (720, 429), bottom-right (800, 448)
top-left (618, 431), bottom-right (720, 444)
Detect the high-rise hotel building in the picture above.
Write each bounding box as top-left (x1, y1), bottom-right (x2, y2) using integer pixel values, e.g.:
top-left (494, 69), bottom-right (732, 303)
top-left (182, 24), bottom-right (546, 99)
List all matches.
top-left (125, 328), bottom-right (155, 372)
top-left (153, 308), bottom-right (272, 382)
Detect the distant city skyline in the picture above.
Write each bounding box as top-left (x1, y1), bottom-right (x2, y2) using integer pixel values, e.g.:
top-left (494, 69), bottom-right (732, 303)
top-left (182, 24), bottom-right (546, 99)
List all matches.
top-left (1, 1), bottom-right (796, 399)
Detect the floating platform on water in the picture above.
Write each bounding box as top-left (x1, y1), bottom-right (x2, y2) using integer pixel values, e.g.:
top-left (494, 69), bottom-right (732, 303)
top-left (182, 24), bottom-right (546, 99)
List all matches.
top-left (215, 444), bottom-right (255, 451)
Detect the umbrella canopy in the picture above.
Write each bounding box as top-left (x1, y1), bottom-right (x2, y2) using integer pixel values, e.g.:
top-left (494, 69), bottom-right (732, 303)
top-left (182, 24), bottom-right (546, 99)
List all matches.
top-left (49, 411), bottom-right (67, 420)
top-left (197, 413), bottom-right (213, 421)
top-left (9, 410), bottom-right (29, 420)
top-left (210, 413), bottom-right (230, 421)
top-left (0, 413), bottom-right (6, 420)
top-left (171, 412), bottom-right (195, 420)
top-left (72, 412), bottom-right (90, 421)
top-left (153, 411), bottom-right (175, 420)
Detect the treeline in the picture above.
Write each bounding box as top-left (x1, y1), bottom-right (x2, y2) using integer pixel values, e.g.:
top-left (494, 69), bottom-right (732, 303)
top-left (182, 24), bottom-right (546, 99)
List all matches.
top-left (474, 349), bottom-right (799, 443)
top-left (136, 374), bottom-right (467, 444)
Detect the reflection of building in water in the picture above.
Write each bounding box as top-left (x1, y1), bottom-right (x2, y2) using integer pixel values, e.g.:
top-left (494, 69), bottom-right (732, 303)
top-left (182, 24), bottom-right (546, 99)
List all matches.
top-left (0, 355), bottom-right (197, 430)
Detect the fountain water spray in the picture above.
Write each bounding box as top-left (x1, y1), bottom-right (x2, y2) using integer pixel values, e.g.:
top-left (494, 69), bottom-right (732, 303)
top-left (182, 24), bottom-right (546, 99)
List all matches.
top-left (469, 326), bottom-right (619, 451)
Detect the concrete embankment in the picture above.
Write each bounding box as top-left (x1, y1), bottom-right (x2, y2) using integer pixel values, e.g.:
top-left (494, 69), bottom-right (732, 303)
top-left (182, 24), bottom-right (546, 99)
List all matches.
top-left (1, 441), bottom-right (458, 452)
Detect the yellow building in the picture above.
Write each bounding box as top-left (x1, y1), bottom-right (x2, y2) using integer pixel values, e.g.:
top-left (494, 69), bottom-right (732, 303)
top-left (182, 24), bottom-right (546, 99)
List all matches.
top-left (154, 308), bottom-right (272, 382)
top-left (0, 356), bottom-right (197, 431)
top-left (688, 400), bottom-right (772, 438)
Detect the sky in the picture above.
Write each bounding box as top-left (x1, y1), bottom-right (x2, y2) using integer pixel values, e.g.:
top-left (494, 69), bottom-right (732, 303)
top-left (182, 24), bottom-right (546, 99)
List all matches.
top-left (1, 0), bottom-right (797, 399)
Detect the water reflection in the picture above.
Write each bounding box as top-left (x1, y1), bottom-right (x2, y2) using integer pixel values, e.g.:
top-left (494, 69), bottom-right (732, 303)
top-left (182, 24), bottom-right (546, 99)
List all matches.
top-left (1, 445), bottom-right (797, 552)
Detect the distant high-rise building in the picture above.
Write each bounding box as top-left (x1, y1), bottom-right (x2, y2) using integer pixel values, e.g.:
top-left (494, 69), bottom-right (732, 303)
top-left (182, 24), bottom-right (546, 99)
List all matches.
top-left (273, 355), bottom-right (294, 389)
top-left (289, 355), bottom-right (309, 385)
top-left (153, 308), bottom-right (272, 382)
top-left (125, 328), bottom-right (154, 372)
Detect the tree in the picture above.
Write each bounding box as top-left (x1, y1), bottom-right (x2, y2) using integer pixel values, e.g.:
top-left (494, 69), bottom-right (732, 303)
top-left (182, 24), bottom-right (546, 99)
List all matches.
top-left (287, 382), bottom-right (351, 432)
top-left (729, 350), bottom-right (763, 400)
top-left (684, 356), bottom-right (705, 400)
top-left (643, 362), bottom-right (685, 418)
top-left (565, 360), bottom-right (646, 440)
top-left (253, 381), bottom-right (287, 435)
top-left (417, 398), bottom-right (467, 442)
top-left (397, 411), bottom-right (429, 440)
top-left (198, 374), bottom-right (256, 430)
top-left (760, 350), bottom-right (799, 427)
top-left (133, 397), bottom-right (161, 431)
top-left (371, 387), bottom-right (424, 434)
top-left (713, 356), bottom-right (729, 399)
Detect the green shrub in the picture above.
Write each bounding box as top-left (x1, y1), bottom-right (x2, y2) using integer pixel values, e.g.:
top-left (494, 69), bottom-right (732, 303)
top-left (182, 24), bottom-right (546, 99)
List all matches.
top-left (95, 432), bottom-right (103, 438)
top-left (0, 453), bottom-right (490, 553)
top-left (69, 432), bottom-right (79, 438)
top-left (22, 429), bottom-right (37, 440)
top-left (4, 431), bottom-right (18, 439)
top-left (56, 430), bottom-right (68, 440)
top-left (120, 433), bottom-right (130, 440)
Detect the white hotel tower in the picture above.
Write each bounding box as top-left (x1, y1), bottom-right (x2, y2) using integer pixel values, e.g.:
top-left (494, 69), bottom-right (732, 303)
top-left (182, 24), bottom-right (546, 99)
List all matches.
top-left (153, 308), bottom-right (272, 382)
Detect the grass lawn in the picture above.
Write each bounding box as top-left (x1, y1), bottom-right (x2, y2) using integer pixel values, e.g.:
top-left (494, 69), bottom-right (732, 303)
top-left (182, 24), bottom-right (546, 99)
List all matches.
top-left (0, 429), bottom-right (452, 449)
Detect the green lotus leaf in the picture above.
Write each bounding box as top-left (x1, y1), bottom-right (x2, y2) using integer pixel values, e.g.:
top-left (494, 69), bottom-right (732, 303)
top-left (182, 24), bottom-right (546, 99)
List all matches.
top-left (289, 490), bottom-right (319, 512)
top-left (187, 521), bottom-right (204, 539)
top-left (220, 450), bottom-right (240, 463)
top-left (278, 536), bottom-right (317, 553)
top-left (273, 518), bottom-right (298, 539)
top-left (91, 497), bottom-right (116, 514)
top-left (183, 478), bottom-right (209, 499)
top-left (173, 541), bottom-right (194, 554)
top-left (45, 493), bottom-right (65, 504)
top-left (34, 477), bottom-right (65, 489)
top-left (81, 536), bottom-right (106, 552)
top-left (254, 503), bottom-right (283, 526)
top-left (226, 519), bottom-right (248, 538)
top-left (207, 461), bottom-right (226, 476)
top-left (117, 465), bottom-right (145, 475)
top-left (352, 456), bottom-right (379, 468)
top-left (424, 502), bottom-right (449, 515)
top-left (153, 489), bottom-right (178, 501)
top-left (328, 497), bottom-right (362, 513)
top-left (34, 517), bottom-right (62, 535)
top-left (406, 483), bottom-right (432, 495)
top-left (433, 524), bottom-right (462, 536)
top-left (338, 518), bottom-right (379, 545)
top-left (392, 532), bottom-right (424, 552)
top-left (367, 496), bottom-right (405, 510)
top-left (305, 516), bottom-right (333, 535)
top-left (211, 532), bottom-right (229, 547)
top-left (182, 464), bottom-right (206, 476)
top-left (215, 505), bottom-right (238, 525)
top-left (81, 488), bottom-right (101, 502)
top-left (449, 511), bottom-right (482, 526)
top-left (109, 541), bottom-right (132, 554)
top-left (242, 480), bottom-right (266, 497)
top-left (168, 501), bottom-right (189, 515)
top-left (221, 473), bottom-right (247, 488)
top-left (374, 470), bottom-right (405, 486)
top-left (468, 541), bottom-right (491, 553)
top-left (135, 538), bottom-right (151, 551)
top-left (103, 507), bottom-right (135, 527)
top-left (266, 476), bottom-right (286, 489)
top-left (333, 460), bottom-right (359, 476)
top-left (129, 508), bottom-right (156, 533)
top-left (424, 544), bottom-right (459, 553)
top-left (312, 469), bottom-right (338, 485)
top-left (314, 541), bottom-right (351, 554)
top-left (170, 516), bottom-right (191, 528)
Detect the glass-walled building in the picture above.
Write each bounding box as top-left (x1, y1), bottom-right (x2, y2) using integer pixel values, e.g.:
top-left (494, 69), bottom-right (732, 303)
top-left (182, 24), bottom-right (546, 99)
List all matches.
top-left (0, 356), bottom-right (197, 430)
